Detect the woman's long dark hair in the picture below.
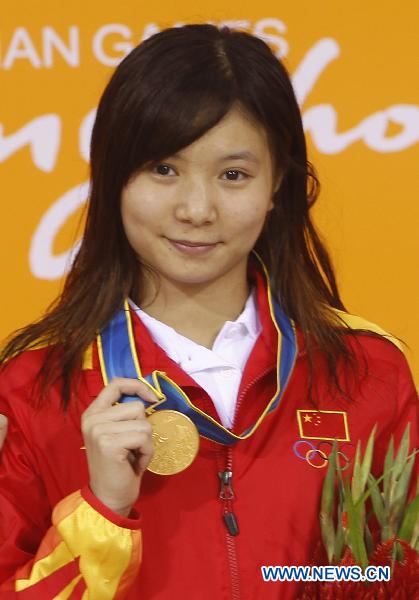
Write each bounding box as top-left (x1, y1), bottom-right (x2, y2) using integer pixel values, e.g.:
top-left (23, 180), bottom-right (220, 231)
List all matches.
top-left (1, 24), bottom-right (382, 406)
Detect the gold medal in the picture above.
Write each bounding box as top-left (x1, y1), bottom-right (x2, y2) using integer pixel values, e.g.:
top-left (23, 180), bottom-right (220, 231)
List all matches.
top-left (146, 410), bottom-right (200, 475)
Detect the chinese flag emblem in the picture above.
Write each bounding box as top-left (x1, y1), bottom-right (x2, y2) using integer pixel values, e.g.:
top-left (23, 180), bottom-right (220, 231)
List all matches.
top-left (296, 410), bottom-right (350, 441)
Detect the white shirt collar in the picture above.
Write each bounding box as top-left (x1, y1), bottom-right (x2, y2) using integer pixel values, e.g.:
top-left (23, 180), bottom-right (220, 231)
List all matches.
top-left (128, 286), bottom-right (260, 371)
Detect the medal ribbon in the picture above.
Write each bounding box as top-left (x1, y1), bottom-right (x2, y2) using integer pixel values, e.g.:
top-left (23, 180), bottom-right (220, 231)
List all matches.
top-left (97, 252), bottom-right (298, 445)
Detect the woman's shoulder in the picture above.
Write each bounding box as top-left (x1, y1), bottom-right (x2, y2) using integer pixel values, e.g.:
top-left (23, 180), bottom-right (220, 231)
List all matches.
top-left (331, 308), bottom-right (416, 389)
top-left (0, 341), bottom-right (95, 424)
top-left (333, 308), bottom-right (404, 356)
top-left (0, 344), bottom-right (53, 393)
top-left (1, 339), bottom-right (94, 390)
top-left (0, 345), bottom-right (54, 431)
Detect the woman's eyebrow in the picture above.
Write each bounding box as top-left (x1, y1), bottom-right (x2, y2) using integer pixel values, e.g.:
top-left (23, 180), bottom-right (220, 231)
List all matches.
top-left (172, 150), bottom-right (260, 163)
top-left (218, 151), bottom-right (260, 163)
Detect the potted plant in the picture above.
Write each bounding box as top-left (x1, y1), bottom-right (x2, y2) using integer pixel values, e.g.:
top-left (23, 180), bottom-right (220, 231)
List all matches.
top-left (299, 423), bottom-right (419, 598)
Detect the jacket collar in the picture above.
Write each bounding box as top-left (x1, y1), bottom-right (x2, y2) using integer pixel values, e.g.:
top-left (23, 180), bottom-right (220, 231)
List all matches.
top-left (129, 252), bottom-right (283, 377)
top-left (125, 252), bottom-right (299, 419)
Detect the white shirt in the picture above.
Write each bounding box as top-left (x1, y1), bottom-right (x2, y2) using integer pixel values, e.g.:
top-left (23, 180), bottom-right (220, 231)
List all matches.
top-left (129, 287), bottom-right (261, 429)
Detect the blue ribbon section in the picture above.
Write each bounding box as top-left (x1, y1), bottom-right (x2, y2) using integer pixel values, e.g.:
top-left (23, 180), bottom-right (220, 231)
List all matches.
top-left (271, 298), bottom-right (297, 405)
top-left (101, 308), bottom-right (140, 403)
top-left (99, 289), bottom-right (297, 445)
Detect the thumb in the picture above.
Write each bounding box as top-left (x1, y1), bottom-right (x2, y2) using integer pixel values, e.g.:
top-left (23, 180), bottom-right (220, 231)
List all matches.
top-left (0, 415), bottom-right (8, 450)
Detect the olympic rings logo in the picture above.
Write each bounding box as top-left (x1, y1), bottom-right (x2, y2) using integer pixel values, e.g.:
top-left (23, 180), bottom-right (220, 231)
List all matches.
top-left (293, 439), bottom-right (354, 470)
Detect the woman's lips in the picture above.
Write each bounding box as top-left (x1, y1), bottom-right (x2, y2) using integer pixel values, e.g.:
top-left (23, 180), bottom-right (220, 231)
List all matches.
top-left (166, 238), bottom-right (219, 255)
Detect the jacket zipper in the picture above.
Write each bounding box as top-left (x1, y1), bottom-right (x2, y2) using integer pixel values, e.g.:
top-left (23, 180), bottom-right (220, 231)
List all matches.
top-left (218, 448), bottom-right (240, 599)
top-left (217, 366), bottom-right (273, 600)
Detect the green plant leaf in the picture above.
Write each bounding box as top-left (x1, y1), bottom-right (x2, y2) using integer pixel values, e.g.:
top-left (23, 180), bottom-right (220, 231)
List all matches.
top-left (368, 473), bottom-right (385, 527)
top-left (390, 424), bottom-right (411, 504)
top-left (333, 504), bottom-right (345, 563)
top-left (398, 492), bottom-right (419, 546)
top-left (351, 440), bottom-right (363, 503)
top-left (357, 425), bottom-right (376, 504)
top-left (365, 523), bottom-right (374, 556)
top-left (344, 480), bottom-right (369, 569)
top-left (357, 449), bottom-right (419, 508)
top-left (352, 426), bottom-right (376, 506)
top-left (320, 441), bottom-right (337, 563)
top-left (390, 454), bottom-right (415, 532)
top-left (383, 437), bottom-right (394, 509)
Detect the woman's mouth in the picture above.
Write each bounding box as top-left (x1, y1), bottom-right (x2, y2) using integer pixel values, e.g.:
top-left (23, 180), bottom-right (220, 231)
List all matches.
top-left (166, 238), bottom-right (219, 255)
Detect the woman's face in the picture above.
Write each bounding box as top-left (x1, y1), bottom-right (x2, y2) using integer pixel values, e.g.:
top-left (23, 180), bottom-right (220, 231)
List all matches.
top-left (121, 106), bottom-right (281, 294)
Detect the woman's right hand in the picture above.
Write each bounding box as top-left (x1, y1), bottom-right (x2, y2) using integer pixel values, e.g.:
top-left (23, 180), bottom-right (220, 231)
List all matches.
top-left (81, 378), bottom-right (160, 517)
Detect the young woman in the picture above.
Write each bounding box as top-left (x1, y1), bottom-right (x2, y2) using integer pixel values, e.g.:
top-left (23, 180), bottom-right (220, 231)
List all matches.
top-left (0, 24), bottom-right (417, 600)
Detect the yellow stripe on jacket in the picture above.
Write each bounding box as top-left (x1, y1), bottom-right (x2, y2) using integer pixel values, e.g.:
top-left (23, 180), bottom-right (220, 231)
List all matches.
top-left (332, 308), bottom-right (404, 352)
top-left (15, 489), bottom-right (142, 599)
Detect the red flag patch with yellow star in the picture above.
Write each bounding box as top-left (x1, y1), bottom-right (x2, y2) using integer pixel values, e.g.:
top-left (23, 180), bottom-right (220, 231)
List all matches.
top-left (296, 410), bottom-right (350, 442)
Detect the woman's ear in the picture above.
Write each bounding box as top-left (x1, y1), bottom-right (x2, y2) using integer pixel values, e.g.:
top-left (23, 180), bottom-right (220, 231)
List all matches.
top-left (269, 172), bottom-right (283, 209)
top-left (273, 170), bottom-right (283, 195)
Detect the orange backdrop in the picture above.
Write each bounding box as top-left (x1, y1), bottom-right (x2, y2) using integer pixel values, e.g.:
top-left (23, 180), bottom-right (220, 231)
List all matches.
top-left (1, 1), bottom-right (418, 382)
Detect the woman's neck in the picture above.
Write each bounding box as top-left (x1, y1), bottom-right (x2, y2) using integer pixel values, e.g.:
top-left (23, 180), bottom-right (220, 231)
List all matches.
top-left (136, 272), bottom-right (251, 349)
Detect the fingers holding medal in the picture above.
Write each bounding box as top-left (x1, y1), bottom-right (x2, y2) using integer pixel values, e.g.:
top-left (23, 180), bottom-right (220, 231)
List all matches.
top-left (81, 377), bottom-right (160, 517)
top-left (82, 376), bottom-right (201, 514)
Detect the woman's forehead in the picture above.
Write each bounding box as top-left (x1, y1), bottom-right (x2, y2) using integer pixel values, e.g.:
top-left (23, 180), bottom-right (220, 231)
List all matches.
top-left (168, 108), bottom-right (270, 159)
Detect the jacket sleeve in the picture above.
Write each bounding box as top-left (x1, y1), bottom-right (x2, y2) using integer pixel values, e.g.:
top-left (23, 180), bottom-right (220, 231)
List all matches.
top-left (0, 393), bottom-right (142, 599)
top-left (383, 346), bottom-right (418, 448)
top-left (371, 342), bottom-right (419, 485)
top-left (392, 349), bottom-right (419, 485)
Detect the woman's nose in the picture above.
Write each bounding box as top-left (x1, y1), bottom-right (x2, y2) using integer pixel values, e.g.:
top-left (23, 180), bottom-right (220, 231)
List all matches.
top-left (174, 180), bottom-right (217, 225)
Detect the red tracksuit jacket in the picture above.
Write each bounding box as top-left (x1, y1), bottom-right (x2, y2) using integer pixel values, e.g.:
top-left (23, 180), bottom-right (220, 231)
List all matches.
top-left (0, 261), bottom-right (417, 599)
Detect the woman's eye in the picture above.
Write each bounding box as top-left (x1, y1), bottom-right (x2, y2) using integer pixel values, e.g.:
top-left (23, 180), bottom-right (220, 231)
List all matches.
top-left (153, 164), bottom-right (175, 176)
top-left (222, 170), bottom-right (248, 182)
